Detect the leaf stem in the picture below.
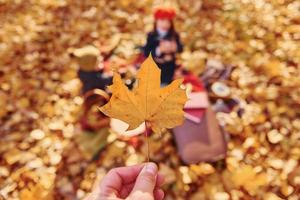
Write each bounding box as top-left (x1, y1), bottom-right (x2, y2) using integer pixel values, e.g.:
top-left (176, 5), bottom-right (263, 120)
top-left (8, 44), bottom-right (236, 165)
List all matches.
top-left (145, 121), bottom-right (150, 163)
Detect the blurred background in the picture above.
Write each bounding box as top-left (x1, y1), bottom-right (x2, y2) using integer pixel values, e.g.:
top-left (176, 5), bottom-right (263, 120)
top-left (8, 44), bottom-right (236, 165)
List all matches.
top-left (0, 0), bottom-right (300, 199)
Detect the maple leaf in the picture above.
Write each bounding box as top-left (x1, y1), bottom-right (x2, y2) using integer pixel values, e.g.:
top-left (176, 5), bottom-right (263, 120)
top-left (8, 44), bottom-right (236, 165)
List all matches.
top-left (99, 54), bottom-right (187, 134)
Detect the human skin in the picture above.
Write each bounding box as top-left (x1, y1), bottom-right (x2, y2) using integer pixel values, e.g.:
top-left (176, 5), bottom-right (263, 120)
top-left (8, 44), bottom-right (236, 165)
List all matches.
top-left (85, 162), bottom-right (165, 200)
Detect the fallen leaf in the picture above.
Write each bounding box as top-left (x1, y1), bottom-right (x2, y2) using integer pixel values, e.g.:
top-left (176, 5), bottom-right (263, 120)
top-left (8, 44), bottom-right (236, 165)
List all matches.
top-left (231, 165), bottom-right (267, 194)
top-left (159, 164), bottom-right (177, 185)
top-left (19, 183), bottom-right (53, 200)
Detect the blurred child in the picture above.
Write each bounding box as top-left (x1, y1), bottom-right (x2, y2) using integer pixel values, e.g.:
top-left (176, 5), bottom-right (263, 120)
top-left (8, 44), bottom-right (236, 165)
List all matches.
top-left (144, 7), bottom-right (183, 85)
top-left (73, 45), bottom-right (112, 130)
top-left (73, 45), bottom-right (112, 94)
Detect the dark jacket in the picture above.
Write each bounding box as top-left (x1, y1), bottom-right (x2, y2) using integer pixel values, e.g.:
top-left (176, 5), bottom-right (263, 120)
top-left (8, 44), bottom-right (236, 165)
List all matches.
top-left (78, 70), bottom-right (112, 94)
top-left (144, 31), bottom-right (183, 61)
top-left (143, 30), bottom-right (183, 84)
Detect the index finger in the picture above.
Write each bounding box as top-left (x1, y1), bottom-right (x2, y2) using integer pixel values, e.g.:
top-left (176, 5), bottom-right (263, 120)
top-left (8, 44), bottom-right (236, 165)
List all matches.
top-left (110, 164), bottom-right (146, 184)
top-left (99, 164), bottom-right (145, 197)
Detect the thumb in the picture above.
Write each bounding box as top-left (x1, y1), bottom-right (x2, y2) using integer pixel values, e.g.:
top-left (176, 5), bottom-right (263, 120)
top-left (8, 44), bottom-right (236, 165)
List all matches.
top-left (129, 162), bottom-right (158, 198)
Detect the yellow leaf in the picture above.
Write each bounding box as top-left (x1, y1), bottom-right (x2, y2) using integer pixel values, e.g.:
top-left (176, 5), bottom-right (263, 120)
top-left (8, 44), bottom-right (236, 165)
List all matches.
top-left (231, 165), bottom-right (267, 194)
top-left (20, 183), bottom-right (53, 200)
top-left (99, 55), bottom-right (187, 134)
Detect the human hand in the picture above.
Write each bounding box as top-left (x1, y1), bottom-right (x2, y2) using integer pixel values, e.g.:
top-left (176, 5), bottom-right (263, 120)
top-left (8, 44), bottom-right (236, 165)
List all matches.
top-left (170, 41), bottom-right (177, 52)
top-left (159, 41), bottom-right (168, 53)
top-left (85, 162), bottom-right (164, 200)
top-left (159, 41), bottom-right (177, 53)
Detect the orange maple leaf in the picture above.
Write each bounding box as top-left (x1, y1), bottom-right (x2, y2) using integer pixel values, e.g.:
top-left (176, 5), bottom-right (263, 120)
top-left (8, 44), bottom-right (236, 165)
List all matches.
top-left (99, 55), bottom-right (187, 134)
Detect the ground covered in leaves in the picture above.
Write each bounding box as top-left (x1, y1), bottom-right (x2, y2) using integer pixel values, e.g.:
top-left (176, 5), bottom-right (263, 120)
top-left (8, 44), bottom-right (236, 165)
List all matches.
top-left (0, 0), bottom-right (300, 199)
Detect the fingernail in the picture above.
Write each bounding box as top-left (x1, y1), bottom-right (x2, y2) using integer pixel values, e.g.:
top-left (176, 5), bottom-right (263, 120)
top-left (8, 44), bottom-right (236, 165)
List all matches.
top-left (144, 162), bottom-right (157, 176)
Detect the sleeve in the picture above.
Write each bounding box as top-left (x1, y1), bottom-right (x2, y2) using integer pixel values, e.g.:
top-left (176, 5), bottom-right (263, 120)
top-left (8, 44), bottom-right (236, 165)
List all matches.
top-left (175, 33), bottom-right (183, 53)
top-left (143, 33), bottom-right (160, 57)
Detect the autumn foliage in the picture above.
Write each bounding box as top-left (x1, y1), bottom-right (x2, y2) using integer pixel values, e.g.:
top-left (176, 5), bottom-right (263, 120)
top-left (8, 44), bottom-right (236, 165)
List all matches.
top-left (0, 0), bottom-right (300, 200)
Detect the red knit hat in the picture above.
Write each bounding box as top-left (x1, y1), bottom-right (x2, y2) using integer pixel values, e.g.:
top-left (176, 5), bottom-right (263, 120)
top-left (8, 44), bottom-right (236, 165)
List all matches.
top-left (154, 7), bottom-right (176, 20)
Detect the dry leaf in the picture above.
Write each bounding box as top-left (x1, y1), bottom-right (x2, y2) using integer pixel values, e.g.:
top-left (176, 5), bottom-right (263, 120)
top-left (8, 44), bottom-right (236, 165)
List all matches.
top-left (19, 183), bottom-right (53, 200)
top-left (100, 55), bottom-right (187, 133)
top-left (1, 0), bottom-right (299, 199)
top-left (231, 165), bottom-right (267, 194)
